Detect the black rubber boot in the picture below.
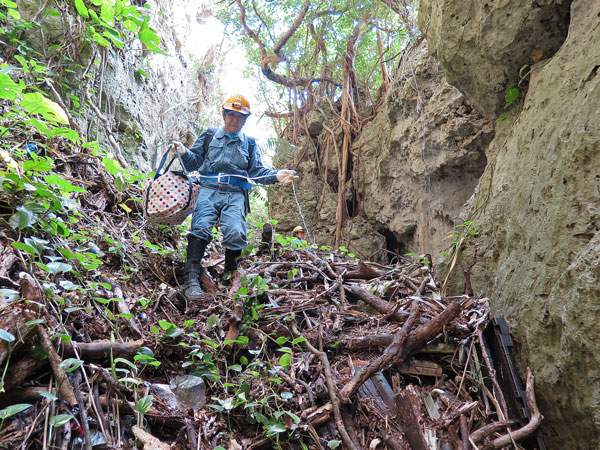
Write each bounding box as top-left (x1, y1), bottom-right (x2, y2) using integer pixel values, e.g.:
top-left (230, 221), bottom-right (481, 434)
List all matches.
top-left (183, 236), bottom-right (208, 301)
top-left (222, 249), bottom-right (242, 285)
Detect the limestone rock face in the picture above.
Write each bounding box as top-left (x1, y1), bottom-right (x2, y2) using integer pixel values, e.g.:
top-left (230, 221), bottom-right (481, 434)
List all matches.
top-left (419, 0), bottom-right (571, 118)
top-left (359, 44), bottom-right (493, 260)
top-left (436, 1), bottom-right (600, 447)
top-left (270, 43), bottom-right (492, 262)
top-left (16, 0), bottom-right (218, 170)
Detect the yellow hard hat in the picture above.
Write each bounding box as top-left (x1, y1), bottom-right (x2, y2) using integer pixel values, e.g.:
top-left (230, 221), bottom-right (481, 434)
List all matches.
top-left (222, 94), bottom-right (251, 115)
top-left (293, 226), bottom-right (305, 236)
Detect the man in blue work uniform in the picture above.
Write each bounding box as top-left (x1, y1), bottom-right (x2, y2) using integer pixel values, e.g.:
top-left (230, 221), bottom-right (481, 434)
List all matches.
top-left (173, 94), bottom-right (298, 300)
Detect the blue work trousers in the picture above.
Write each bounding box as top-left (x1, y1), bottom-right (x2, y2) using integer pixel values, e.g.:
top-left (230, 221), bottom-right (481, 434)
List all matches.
top-left (189, 188), bottom-right (247, 251)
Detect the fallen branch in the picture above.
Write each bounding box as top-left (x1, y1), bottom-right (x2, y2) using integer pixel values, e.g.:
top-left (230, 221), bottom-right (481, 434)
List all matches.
top-left (338, 307), bottom-right (417, 404)
top-left (36, 325), bottom-right (77, 406)
top-left (484, 368), bottom-right (542, 449)
top-left (395, 388), bottom-right (429, 450)
top-left (63, 339), bottom-right (144, 362)
top-left (338, 301), bottom-right (462, 403)
top-left (344, 284), bottom-right (409, 321)
top-left (292, 323), bottom-right (358, 450)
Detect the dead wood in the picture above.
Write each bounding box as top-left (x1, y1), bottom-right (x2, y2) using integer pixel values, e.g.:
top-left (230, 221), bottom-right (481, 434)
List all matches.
top-left (132, 426), bottom-right (170, 450)
top-left (342, 261), bottom-right (383, 280)
top-left (338, 301), bottom-right (462, 404)
top-left (223, 304), bottom-right (244, 353)
top-left (344, 283), bottom-right (410, 321)
top-left (292, 323), bottom-right (358, 450)
top-left (459, 415), bottom-right (470, 450)
top-left (395, 388), bottom-right (429, 450)
top-left (3, 356), bottom-right (48, 391)
top-left (470, 420), bottom-right (514, 444)
top-left (62, 339), bottom-right (144, 362)
top-left (338, 306), bottom-right (417, 404)
top-left (484, 368), bottom-right (542, 449)
top-left (36, 324), bottom-right (77, 406)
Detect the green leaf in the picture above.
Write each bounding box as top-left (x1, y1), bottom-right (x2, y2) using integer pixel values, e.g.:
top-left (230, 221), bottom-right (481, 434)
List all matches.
top-left (291, 337), bottom-right (307, 345)
top-left (505, 84), bottom-right (520, 108)
top-left (267, 423), bottom-right (287, 434)
top-left (100, 3), bottom-right (115, 24)
top-left (276, 336), bottom-right (288, 345)
top-left (23, 156), bottom-right (54, 172)
top-left (206, 315), bottom-right (219, 327)
top-left (43, 174), bottom-right (87, 193)
top-left (74, 0), bottom-right (89, 18)
top-left (0, 404), bottom-right (32, 419)
top-left (279, 353), bottom-right (291, 367)
top-left (39, 391), bottom-right (58, 400)
top-left (0, 289), bottom-right (19, 302)
top-left (46, 262), bottom-right (73, 274)
top-left (0, 329), bottom-right (15, 342)
top-left (327, 440), bottom-right (342, 449)
top-left (114, 173), bottom-right (126, 192)
top-left (102, 157), bottom-right (122, 175)
top-left (134, 395), bottom-right (153, 414)
top-left (9, 206), bottom-right (37, 229)
top-left (92, 32), bottom-right (111, 47)
top-left (59, 358), bottom-right (83, 372)
top-left (0, 73), bottom-right (23, 100)
top-left (49, 414), bottom-right (73, 427)
top-left (163, 327), bottom-right (183, 339)
top-left (20, 92), bottom-right (68, 124)
top-left (158, 320), bottom-right (174, 330)
top-left (12, 242), bottom-right (38, 256)
top-left (280, 391), bottom-right (293, 400)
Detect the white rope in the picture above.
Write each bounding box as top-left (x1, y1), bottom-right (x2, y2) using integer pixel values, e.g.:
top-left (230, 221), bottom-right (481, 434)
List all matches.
top-left (291, 179), bottom-right (313, 244)
top-left (196, 173), bottom-right (312, 243)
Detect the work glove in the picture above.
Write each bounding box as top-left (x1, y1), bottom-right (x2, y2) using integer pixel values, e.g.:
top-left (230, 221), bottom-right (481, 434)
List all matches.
top-left (276, 169), bottom-right (299, 184)
top-left (171, 141), bottom-right (187, 157)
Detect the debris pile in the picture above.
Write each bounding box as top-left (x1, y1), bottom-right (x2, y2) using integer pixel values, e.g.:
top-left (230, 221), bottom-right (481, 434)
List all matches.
top-left (0, 144), bottom-right (542, 449)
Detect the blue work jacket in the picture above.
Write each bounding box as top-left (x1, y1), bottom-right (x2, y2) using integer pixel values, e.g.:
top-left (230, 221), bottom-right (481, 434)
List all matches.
top-left (180, 127), bottom-right (278, 193)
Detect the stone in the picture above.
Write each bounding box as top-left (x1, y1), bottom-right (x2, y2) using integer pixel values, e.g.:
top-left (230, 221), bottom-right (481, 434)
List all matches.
top-left (419, 0), bottom-right (571, 118)
top-left (444, 1), bottom-right (600, 447)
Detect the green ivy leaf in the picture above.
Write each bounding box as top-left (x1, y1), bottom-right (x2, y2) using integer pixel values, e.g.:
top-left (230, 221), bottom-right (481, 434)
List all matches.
top-left (59, 358), bottom-right (83, 372)
top-left (74, 0), bottom-right (89, 18)
top-left (11, 242), bottom-right (37, 256)
top-left (0, 404), bottom-right (32, 420)
top-left (49, 414), bottom-right (73, 427)
top-left (134, 395), bottom-right (153, 415)
top-left (20, 92), bottom-right (68, 124)
top-left (0, 73), bottom-right (23, 100)
top-left (279, 353), bottom-right (291, 367)
top-left (0, 329), bottom-right (16, 342)
top-left (9, 206), bottom-right (37, 229)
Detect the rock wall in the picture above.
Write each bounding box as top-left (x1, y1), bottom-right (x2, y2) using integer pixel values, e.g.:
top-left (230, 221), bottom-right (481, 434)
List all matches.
top-left (419, 0), bottom-right (571, 118)
top-left (270, 43), bottom-right (492, 262)
top-left (16, 0), bottom-right (219, 170)
top-left (421, 0), bottom-right (600, 448)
